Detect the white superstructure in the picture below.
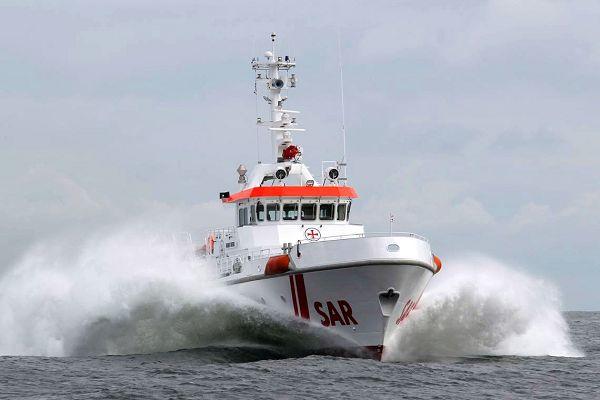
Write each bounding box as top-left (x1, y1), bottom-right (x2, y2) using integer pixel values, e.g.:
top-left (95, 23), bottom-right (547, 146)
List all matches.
top-left (203, 34), bottom-right (442, 360)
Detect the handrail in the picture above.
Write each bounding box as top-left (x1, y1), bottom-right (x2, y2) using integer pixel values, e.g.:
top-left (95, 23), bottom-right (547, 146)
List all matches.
top-left (366, 231), bottom-right (429, 243)
top-left (296, 232), bottom-right (364, 244)
top-left (296, 231), bottom-right (429, 245)
top-left (215, 245), bottom-right (284, 276)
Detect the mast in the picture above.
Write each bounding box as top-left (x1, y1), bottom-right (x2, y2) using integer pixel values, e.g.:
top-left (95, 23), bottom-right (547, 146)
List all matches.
top-left (337, 28), bottom-right (348, 182)
top-left (252, 33), bottom-right (304, 163)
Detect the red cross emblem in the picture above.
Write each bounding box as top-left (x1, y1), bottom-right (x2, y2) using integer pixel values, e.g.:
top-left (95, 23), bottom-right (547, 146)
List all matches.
top-left (304, 228), bottom-right (321, 241)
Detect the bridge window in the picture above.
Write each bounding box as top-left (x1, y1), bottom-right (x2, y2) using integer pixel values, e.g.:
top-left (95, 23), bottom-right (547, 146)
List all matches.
top-left (238, 207), bottom-right (248, 227)
top-left (319, 203), bottom-right (334, 220)
top-left (282, 203), bottom-right (299, 220)
top-left (301, 203), bottom-right (316, 220)
top-left (337, 203), bottom-right (347, 221)
top-left (267, 203), bottom-right (280, 221)
top-left (250, 205), bottom-right (257, 225)
top-left (256, 202), bottom-right (265, 222)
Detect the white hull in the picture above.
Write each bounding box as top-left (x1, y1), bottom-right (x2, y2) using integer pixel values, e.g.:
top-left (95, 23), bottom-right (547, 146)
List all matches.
top-left (222, 235), bottom-right (436, 359)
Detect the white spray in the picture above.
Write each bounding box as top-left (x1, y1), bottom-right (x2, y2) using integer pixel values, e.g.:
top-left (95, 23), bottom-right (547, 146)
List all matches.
top-left (0, 225), bottom-right (219, 356)
top-left (0, 223), bottom-right (337, 357)
top-left (0, 228), bottom-right (583, 359)
top-left (384, 254), bottom-right (583, 361)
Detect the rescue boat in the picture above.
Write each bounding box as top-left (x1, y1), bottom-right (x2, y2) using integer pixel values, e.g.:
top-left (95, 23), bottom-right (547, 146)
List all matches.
top-left (204, 33), bottom-right (441, 360)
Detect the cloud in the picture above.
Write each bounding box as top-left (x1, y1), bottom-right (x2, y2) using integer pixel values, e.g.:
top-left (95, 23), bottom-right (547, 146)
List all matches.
top-left (355, 0), bottom-right (600, 71)
top-left (560, 191), bottom-right (600, 220)
top-left (508, 202), bottom-right (552, 232)
top-left (0, 1), bottom-right (599, 309)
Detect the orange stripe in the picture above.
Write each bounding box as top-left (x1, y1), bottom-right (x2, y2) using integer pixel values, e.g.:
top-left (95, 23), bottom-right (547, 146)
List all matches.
top-left (222, 186), bottom-right (358, 203)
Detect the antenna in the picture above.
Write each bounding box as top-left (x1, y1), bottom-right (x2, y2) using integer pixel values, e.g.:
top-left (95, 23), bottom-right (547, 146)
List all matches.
top-left (255, 77), bottom-right (261, 163)
top-left (253, 34), bottom-right (261, 163)
top-left (337, 28), bottom-right (348, 179)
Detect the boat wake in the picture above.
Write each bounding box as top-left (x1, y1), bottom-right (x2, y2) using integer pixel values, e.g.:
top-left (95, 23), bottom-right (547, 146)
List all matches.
top-left (384, 254), bottom-right (583, 361)
top-left (0, 224), bottom-right (335, 358)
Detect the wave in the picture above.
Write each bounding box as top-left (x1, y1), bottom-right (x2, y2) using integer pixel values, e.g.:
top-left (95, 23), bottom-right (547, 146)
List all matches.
top-left (0, 225), bottom-right (334, 357)
top-left (384, 254), bottom-right (583, 361)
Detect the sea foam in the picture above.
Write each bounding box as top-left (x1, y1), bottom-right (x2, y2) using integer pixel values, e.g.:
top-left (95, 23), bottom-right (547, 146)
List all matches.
top-left (384, 254), bottom-right (583, 361)
top-left (0, 224), bottom-right (334, 356)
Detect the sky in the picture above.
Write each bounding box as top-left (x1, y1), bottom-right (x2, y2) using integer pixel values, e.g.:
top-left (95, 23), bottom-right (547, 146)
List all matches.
top-left (1, 0), bottom-right (599, 310)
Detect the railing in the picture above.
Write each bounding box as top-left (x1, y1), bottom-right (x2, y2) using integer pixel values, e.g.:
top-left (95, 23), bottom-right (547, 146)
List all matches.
top-left (367, 231), bottom-right (430, 243)
top-left (296, 231), bottom-right (429, 245)
top-left (216, 246), bottom-right (284, 277)
top-left (209, 227), bottom-right (237, 241)
top-left (296, 232), bottom-right (364, 244)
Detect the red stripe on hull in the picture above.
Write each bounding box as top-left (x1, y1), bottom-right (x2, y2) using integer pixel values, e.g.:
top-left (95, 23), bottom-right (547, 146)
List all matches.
top-left (289, 275), bottom-right (299, 317)
top-left (294, 274), bottom-right (310, 320)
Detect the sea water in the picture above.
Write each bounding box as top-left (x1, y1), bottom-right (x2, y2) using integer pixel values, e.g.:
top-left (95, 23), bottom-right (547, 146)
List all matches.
top-left (0, 226), bottom-right (595, 399)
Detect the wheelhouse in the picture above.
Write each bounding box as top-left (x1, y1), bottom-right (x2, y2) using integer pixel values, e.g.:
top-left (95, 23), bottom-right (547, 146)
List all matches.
top-left (235, 197), bottom-right (353, 227)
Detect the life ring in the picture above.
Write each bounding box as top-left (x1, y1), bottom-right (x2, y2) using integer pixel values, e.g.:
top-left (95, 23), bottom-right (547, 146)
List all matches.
top-left (208, 234), bottom-right (216, 254)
